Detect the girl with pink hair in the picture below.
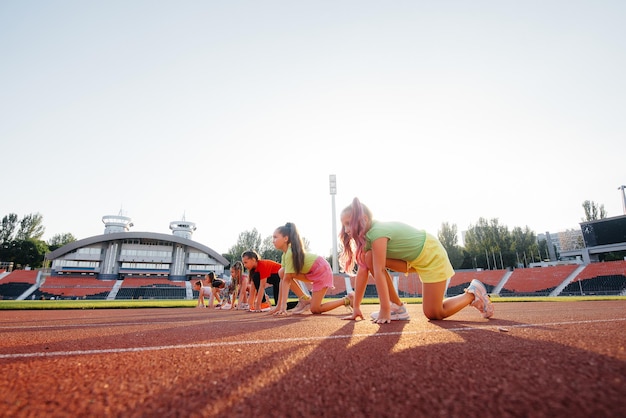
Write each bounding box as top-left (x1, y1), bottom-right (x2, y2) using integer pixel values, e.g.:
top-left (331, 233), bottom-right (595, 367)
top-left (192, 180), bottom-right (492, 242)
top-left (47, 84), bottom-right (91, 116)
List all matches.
top-left (339, 197), bottom-right (494, 324)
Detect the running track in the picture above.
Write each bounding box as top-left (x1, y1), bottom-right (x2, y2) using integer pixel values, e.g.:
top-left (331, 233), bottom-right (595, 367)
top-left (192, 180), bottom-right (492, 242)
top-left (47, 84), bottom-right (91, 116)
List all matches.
top-left (1, 301), bottom-right (625, 418)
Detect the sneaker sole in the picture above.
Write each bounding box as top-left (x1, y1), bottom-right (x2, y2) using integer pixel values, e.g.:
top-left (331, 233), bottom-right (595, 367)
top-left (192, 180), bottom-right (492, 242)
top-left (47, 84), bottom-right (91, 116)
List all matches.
top-left (370, 308), bottom-right (410, 321)
top-left (468, 280), bottom-right (494, 318)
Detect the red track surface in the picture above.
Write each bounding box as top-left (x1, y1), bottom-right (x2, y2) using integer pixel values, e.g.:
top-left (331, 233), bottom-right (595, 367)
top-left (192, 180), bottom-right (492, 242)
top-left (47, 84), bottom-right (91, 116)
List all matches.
top-left (1, 301), bottom-right (625, 418)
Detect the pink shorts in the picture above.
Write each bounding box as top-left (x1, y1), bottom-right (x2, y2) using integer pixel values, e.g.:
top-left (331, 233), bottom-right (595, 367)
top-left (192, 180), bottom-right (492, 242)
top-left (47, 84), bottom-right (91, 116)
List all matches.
top-left (307, 257), bottom-right (334, 292)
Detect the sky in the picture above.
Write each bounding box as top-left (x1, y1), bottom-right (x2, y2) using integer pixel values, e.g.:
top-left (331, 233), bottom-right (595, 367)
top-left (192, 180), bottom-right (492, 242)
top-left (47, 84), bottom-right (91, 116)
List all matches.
top-left (1, 1), bottom-right (625, 257)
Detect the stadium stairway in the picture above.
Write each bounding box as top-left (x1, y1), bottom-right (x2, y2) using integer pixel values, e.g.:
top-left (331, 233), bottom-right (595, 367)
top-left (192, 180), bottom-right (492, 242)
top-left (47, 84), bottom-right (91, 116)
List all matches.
top-left (16, 271), bottom-right (44, 300)
top-left (106, 280), bottom-right (124, 300)
top-left (549, 264), bottom-right (587, 296)
top-left (185, 281), bottom-right (193, 299)
top-left (492, 270), bottom-right (514, 295)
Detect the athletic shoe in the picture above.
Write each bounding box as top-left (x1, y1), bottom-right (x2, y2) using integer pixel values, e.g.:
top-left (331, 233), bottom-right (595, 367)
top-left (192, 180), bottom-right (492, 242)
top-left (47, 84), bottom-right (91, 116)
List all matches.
top-left (219, 303), bottom-right (232, 310)
top-left (464, 279), bottom-right (494, 318)
top-left (289, 298), bottom-right (311, 314)
top-left (238, 303), bottom-right (249, 311)
top-left (260, 301), bottom-right (272, 312)
top-left (370, 303), bottom-right (410, 321)
top-left (344, 292), bottom-right (355, 312)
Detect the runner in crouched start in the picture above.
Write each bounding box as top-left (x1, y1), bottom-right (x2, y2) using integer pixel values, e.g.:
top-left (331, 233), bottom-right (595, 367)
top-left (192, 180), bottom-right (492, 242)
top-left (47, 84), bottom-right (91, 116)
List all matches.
top-left (192, 275), bottom-right (214, 308)
top-left (209, 272), bottom-right (237, 310)
top-left (339, 197), bottom-right (494, 324)
top-left (273, 222), bottom-right (353, 316)
top-left (241, 251), bottom-right (280, 312)
top-left (230, 261), bottom-right (249, 310)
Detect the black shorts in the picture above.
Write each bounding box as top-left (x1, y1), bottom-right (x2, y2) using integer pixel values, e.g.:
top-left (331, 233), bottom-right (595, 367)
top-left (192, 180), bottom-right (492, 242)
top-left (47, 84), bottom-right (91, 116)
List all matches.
top-left (251, 272), bottom-right (280, 289)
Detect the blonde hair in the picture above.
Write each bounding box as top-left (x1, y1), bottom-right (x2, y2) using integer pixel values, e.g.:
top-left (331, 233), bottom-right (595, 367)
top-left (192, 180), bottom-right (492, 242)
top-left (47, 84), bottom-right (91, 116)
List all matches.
top-left (339, 197), bottom-right (372, 274)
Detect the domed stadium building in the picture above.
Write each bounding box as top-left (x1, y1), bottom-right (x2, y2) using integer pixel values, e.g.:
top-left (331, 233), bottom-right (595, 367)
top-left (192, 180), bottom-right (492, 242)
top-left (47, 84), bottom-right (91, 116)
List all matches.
top-left (32, 213), bottom-right (230, 300)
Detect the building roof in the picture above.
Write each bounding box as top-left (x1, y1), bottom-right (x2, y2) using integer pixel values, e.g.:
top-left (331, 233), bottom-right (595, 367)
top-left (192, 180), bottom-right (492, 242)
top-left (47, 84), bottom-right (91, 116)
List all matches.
top-left (45, 231), bottom-right (229, 266)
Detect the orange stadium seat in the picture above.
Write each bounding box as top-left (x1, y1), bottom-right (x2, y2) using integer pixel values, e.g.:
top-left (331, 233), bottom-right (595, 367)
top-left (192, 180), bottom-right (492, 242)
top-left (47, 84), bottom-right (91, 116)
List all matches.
top-left (501, 265), bottom-right (579, 295)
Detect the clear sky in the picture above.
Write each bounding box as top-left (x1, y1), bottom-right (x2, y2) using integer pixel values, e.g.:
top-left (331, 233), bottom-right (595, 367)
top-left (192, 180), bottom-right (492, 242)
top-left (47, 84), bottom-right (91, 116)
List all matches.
top-left (1, 1), bottom-right (625, 257)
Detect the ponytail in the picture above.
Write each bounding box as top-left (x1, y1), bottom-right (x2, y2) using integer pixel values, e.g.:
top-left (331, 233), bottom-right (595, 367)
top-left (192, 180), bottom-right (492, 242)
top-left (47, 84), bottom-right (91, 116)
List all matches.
top-left (276, 222), bottom-right (305, 274)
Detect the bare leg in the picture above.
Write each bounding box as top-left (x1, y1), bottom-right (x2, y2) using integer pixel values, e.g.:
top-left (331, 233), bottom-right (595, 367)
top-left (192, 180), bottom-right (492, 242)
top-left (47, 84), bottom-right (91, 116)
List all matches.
top-left (422, 280), bottom-right (474, 320)
top-left (310, 288), bottom-right (348, 314)
top-left (238, 277), bottom-right (249, 305)
top-left (290, 280), bottom-right (306, 298)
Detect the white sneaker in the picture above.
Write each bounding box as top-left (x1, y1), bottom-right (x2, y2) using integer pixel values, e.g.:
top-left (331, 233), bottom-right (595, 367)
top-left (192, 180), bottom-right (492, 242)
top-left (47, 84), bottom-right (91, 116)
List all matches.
top-left (219, 303), bottom-right (232, 310)
top-left (370, 303), bottom-right (410, 321)
top-left (464, 279), bottom-right (494, 318)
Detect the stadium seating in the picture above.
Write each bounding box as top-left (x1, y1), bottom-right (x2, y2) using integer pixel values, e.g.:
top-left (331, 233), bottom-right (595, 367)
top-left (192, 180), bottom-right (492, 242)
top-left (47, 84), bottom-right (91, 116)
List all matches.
top-left (120, 278), bottom-right (186, 288)
top-left (394, 270), bottom-right (507, 297)
top-left (116, 278), bottom-right (187, 300)
top-left (35, 277), bottom-right (117, 300)
top-left (0, 270), bottom-right (40, 300)
top-left (4, 262), bottom-right (625, 301)
top-left (446, 269), bottom-right (507, 296)
top-left (0, 269), bottom-right (38, 284)
top-left (500, 265), bottom-right (579, 296)
top-left (560, 260), bottom-right (626, 296)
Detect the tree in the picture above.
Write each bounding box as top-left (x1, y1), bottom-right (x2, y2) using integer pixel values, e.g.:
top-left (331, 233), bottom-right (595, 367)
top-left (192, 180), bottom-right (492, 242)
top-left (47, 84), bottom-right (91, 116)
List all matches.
top-left (260, 236), bottom-right (282, 262)
top-left (0, 213), bottom-right (19, 243)
top-left (47, 233), bottom-right (77, 252)
top-left (582, 200), bottom-right (607, 221)
top-left (4, 239), bottom-right (48, 269)
top-left (225, 229), bottom-right (263, 265)
top-left (16, 213), bottom-right (45, 241)
top-left (437, 222), bottom-right (463, 269)
top-left (463, 218), bottom-right (515, 269)
top-left (510, 226), bottom-right (538, 267)
top-left (1, 213), bottom-right (48, 269)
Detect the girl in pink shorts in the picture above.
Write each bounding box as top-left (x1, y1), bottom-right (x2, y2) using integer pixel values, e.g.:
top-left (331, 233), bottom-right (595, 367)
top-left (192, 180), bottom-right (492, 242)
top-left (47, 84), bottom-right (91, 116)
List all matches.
top-left (273, 222), bottom-right (353, 316)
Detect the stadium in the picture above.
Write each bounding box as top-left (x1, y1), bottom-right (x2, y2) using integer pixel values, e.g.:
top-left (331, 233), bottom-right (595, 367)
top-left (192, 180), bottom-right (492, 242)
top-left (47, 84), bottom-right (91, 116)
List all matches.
top-left (1, 213), bottom-right (625, 301)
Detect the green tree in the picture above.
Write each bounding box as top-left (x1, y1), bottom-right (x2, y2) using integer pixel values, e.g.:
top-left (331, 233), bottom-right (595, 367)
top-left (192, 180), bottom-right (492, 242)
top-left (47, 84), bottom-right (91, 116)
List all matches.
top-left (437, 222), bottom-right (463, 269)
top-left (0, 213), bottom-right (19, 243)
top-left (4, 239), bottom-right (48, 269)
top-left (47, 233), bottom-right (77, 252)
top-left (16, 213), bottom-right (45, 241)
top-left (510, 226), bottom-right (538, 267)
top-left (225, 229), bottom-right (263, 265)
top-left (260, 236), bottom-right (282, 262)
top-left (463, 218), bottom-right (514, 269)
top-left (582, 200), bottom-right (607, 221)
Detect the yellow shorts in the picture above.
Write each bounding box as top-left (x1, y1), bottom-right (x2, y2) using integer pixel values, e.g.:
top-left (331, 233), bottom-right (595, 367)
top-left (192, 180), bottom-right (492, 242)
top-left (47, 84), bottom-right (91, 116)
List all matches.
top-left (407, 233), bottom-right (454, 283)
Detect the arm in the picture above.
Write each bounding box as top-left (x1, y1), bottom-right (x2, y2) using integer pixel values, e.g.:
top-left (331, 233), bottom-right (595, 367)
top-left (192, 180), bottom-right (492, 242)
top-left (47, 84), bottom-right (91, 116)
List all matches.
top-left (238, 276), bottom-right (249, 305)
top-left (343, 267), bottom-right (367, 320)
top-left (269, 268), bottom-right (286, 315)
top-left (197, 288), bottom-right (205, 308)
top-left (276, 273), bottom-right (294, 314)
top-left (248, 281), bottom-right (257, 310)
top-left (371, 237), bottom-right (392, 324)
top-left (230, 281), bottom-right (238, 309)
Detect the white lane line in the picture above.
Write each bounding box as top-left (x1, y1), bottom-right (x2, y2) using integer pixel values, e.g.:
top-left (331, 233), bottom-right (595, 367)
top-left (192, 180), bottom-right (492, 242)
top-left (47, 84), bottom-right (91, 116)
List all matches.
top-left (0, 318), bottom-right (623, 360)
top-left (0, 320), bottom-right (209, 330)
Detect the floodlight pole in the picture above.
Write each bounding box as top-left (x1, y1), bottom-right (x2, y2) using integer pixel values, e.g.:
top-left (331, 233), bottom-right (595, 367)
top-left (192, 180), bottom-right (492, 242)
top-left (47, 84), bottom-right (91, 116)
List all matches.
top-left (619, 185), bottom-right (626, 215)
top-left (329, 175), bottom-right (339, 273)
